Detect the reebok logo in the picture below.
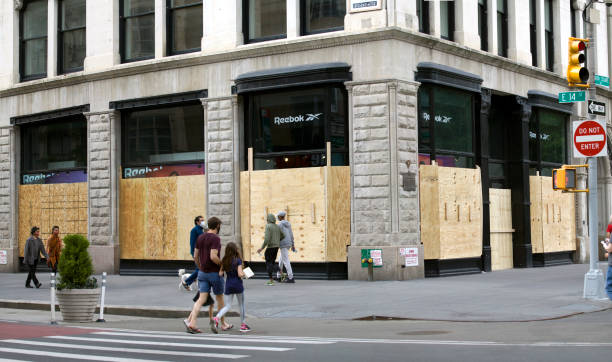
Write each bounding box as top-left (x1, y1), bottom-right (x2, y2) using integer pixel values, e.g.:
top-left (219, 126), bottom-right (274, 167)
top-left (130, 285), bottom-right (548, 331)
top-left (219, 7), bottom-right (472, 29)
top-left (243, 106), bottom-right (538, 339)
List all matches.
top-left (274, 113), bottom-right (322, 125)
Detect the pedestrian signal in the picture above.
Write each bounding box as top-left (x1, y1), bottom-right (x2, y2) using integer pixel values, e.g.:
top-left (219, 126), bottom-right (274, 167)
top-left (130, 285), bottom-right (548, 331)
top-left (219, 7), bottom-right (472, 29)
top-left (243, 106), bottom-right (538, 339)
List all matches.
top-left (552, 167), bottom-right (577, 191)
top-left (567, 37), bottom-right (589, 87)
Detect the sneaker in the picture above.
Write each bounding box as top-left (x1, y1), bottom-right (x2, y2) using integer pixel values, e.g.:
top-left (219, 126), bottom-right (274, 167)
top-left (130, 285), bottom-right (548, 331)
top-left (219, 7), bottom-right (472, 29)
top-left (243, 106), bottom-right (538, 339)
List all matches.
top-left (180, 281), bottom-right (191, 291)
top-left (283, 278), bottom-right (295, 283)
top-left (35, 282), bottom-right (42, 288)
top-left (266, 280), bottom-right (274, 286)
top-left (210, 317), bottom-right (219, 334)
top-left (240, 323), bottom-right (251, 332)
top-left (280, 273), bottom-right (288, 282)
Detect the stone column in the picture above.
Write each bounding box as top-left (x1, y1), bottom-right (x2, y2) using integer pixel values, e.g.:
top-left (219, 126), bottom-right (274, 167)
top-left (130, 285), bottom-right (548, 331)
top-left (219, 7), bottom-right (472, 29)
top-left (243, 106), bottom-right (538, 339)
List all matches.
top-left (0, 126), bottom-right (18, 272)
top-left (85, 111), bottom-right (120, 274)
top-left (389, 0), bottom-right (418, 30)
top-left (0, 1), bottom-right (19, 88)
top-left (47, 0), bottom-right (58, 77)
top-left (454, 0), bottom-right (481, 49)
top-left (478, 89), bottom-right (492, 272)
top-left (346, 80), bottom-right (423, 281)
top-left (202, 0), bottom-right (243, 53)
top-left (154, 0), bottom-right (167, 59)
top-left (488, 0), bottom-right (498, 55)
top-left (507, 0), bottom-right (533, 65)
top-left (202, 97), bottom-right (239, 246)
top-left (84, 0), bottom-right (120, 71)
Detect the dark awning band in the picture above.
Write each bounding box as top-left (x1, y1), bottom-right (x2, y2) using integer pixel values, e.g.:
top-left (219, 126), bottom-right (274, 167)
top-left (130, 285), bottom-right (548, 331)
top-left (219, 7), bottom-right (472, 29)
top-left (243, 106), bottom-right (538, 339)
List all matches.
top-left (527, 90), bottom-right (573, 114)
top-left (235, 62), bottom-right (352, 94)
top-left (415, 62), bottom-right (483, 93)
top-left (10, 105), bottom-right (90, 125)
top-left (109, 90), bottom-right (208, 110)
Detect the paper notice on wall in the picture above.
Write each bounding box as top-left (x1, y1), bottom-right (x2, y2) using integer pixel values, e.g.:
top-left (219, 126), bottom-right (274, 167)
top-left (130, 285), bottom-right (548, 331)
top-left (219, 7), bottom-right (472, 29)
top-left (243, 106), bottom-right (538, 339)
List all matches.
top-left (0, 250), bottom-right (7, 265)
top-left (372, 257), bottom-right (383, 266)
top-left (404, 248), bottom-right (418, 267)
top-left (370, 249), bottom-right (382, 258)
top-left (399, 248), bottom-right (407, 256)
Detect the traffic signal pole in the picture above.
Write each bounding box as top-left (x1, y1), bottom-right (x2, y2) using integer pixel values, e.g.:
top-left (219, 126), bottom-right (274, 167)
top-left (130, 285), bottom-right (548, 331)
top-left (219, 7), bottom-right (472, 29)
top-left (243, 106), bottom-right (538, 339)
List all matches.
top-left (582, 4), bottom-right (606, 299)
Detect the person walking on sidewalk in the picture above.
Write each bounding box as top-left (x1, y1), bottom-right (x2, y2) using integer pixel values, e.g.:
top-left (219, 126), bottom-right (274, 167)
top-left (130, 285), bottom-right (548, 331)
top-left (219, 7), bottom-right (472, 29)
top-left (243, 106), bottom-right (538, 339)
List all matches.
top-left (604, 215), bottom-right (612, 300)
top-left (185, 217), bottom-right (230, 334)
top-left (213, 242), bottom-right (251, 332)
top-left (257, 213), bottom-right (284, 286)
top-left (46, 226), bottom-right (62, 274)
top-left (24, 226), bottom-right (48, 289)
top-left (181, 216), bottom-right (206, 291)
top-left (276, 211), bottom-right (296, 283)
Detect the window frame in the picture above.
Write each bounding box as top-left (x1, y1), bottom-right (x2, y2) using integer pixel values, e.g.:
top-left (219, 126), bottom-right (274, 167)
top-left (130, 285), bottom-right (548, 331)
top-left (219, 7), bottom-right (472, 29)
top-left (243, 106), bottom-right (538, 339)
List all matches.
top-left (58, 0), bottom-right (86, 74)
top-left (417, 0), bottom-right (430, 34)
top-left (119, 0), bottom-right (156, 63)
top-left (417, 84), bottom-right (477, 167)
top-left (166, 0), bottom-right (203, 56)
top-left (440, 0), bottom-right (455, 41)
top-left (529, 0), bottom-right (537, 66)
top-left (242, 0), bottom-right (288, 44)
top-left (299, 0), bottom-right (345, 36)
top-left (478, 0), bottom-right (488, 51)
top-left (19, 0), bottom-right (48, 82)
top-left (120, 102), bottom-right (205, 169)
top-left (544, 0), bottom-right (554, 72)
top-left (497, 0), bottom-right (508, 58)
top-left (528, 107), bottom-right (568, 175)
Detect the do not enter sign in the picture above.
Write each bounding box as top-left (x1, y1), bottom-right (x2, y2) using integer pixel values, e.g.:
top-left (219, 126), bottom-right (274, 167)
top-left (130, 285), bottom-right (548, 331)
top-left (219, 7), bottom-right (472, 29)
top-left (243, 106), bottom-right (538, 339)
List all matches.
top-left (573, 120), bottom-right (607, 157)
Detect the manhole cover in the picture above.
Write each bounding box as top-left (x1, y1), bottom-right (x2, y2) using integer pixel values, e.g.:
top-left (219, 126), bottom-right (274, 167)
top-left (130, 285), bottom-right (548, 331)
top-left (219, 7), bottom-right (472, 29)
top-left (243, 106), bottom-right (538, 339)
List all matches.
top-left (398, 330), bottom-right (450, 336)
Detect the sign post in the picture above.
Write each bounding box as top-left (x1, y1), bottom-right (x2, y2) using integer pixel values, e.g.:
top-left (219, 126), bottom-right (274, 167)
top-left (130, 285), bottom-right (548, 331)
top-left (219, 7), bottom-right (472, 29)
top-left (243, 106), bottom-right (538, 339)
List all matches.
top-left (573, 120), bottom-right (608, 299)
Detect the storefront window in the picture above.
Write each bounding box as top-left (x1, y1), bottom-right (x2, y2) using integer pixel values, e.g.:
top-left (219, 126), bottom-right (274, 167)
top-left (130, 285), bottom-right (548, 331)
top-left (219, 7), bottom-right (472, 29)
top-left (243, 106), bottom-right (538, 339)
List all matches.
top-left (247, 86), bottom-right (348, 170)
top-left (122, 104), bottom-right (204, 166)
top-left (167, 0), bottom-right (202, 55)
top-left (301, 0), bottom-right (345, 35)
top-left (21, 116), bottom-right (87, 173)
top-left (59, 0), bottom-right (86, 74)
top-left (20, 0), bottom-right (48, 81)
top-left (418, 85), bottom-right (475, 167)
top-left (244, 0), bottom-right (287, 42)
top-left (529, 108), bottom-right (567, 176)
top-left (121, 0), bottom-right (155, 62)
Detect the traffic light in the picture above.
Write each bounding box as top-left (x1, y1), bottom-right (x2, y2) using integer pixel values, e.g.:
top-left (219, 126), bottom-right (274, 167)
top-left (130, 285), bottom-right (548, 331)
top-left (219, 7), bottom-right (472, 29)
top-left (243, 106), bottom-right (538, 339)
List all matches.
top-left (552, 167), bottom-right (577, 191)
top-left (567, 37), bottom-right (589, 87)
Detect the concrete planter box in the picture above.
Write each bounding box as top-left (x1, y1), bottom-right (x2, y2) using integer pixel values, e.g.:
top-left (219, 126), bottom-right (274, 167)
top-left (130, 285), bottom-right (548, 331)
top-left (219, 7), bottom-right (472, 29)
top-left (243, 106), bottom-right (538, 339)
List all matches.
top-left (57, 288), bottom-right (100, 323)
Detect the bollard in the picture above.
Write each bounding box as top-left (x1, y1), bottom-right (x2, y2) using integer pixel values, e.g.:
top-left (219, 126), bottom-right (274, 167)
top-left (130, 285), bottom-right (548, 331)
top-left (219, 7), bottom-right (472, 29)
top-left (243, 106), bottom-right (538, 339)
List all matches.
top-left (361, 258), bottom-right (374, 282)
top-left (96, 272), bottom-right (107, 323)
top-left (50, 272), bottom-right (57, 325)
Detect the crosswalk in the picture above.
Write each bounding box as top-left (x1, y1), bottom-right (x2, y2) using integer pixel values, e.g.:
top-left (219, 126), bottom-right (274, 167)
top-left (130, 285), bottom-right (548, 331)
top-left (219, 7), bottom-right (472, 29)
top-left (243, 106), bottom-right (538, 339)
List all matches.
top-left (0, 328), bottom-right (336, 361)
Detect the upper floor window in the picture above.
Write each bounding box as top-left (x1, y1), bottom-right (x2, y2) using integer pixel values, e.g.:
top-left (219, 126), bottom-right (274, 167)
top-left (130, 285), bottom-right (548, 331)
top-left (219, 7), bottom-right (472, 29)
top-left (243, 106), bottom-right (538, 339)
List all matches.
top-left (529, 0), bottom-right (537, 66)
top-left (244, 0), bottom-right (287, 43)
top-left (440, 1), bottom-right (454, 41)
top-left (478, 0), bottom-right (487, 51)
top-left (497, 0), bottom-right (508, 57)
top-left (59, 0), bottom-right (86, 74)
top-left (20, 0), bottom-right (48, 81)
top-left (300, 0), bottom-right (345, 35)
top-left (167, 0), bottom-right (203, 55)
top-left (120, 0), bottom-right (155, 63)
top-left (544, 0), bottom-right (554, 71)
top-left (528, 108), bottom-right (567, 176)
top-left (417, 0), bottom-right (429, 34)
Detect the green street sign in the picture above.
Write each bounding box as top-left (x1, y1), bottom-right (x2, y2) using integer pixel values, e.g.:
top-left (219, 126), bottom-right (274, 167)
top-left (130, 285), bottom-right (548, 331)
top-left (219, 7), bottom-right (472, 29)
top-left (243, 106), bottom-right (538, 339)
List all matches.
top-left (595, 75), bottom-right (610, 87)
top-left (559, 91), bottom-right (586, 103)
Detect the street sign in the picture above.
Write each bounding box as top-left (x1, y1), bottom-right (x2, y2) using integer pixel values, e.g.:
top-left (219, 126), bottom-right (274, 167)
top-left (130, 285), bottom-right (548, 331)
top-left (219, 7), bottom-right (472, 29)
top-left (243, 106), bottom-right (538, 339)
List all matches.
top-left (559, 91), bottom-right (586, 103)
top-left (595, 74), bottom-right (610, 87)
top-left (587, 99), bottom-right (606, 116)
top-left (573, 119), bottom-right (607, 157)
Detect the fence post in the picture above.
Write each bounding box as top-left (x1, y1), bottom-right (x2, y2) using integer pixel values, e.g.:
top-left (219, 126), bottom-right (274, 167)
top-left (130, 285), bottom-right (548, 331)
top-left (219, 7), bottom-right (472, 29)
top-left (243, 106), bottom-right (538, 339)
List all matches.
top-left (50, 272), bottom-right (57, 325)
top-left (96, 272), bottom-right (107, 322)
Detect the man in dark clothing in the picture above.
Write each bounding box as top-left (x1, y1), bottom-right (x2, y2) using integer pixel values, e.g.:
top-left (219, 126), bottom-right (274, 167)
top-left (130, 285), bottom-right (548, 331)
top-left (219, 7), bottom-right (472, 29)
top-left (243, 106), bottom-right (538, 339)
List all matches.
top-left (24, 226), bottom-right (48, 289)
top-left (181, 216), bottom-right (206, 291)
top-left (185, 217), bottom-right (229, 334)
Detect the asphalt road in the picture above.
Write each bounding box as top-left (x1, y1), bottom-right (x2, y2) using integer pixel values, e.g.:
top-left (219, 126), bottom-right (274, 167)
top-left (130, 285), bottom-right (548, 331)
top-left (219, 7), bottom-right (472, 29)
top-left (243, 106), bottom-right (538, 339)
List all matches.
top-left (2, 309), bottom-right (612, 361)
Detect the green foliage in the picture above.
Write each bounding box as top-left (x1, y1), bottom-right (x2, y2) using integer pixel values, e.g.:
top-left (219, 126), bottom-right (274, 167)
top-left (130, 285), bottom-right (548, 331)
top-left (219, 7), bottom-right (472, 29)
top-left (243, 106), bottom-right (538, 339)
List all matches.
top-left (57, 234), bottom-right (97, 290)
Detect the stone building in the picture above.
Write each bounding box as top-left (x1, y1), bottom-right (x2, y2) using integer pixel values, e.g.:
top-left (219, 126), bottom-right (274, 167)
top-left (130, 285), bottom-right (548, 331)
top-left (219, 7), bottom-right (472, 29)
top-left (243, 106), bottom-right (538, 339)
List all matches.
top-left (0, 0), bottom-right (611, 280)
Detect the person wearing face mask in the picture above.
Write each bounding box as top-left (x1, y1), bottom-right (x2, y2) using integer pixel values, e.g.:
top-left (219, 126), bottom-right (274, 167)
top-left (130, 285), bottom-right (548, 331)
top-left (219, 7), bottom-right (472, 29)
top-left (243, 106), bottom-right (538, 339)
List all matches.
top-left (182, 216), bottom-right (207, 291)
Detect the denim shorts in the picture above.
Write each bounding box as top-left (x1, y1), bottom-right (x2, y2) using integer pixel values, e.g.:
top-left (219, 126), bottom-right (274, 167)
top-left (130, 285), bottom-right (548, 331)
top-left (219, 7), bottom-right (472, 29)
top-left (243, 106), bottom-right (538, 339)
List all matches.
top-left (197, 271), bottom-right (224, 295)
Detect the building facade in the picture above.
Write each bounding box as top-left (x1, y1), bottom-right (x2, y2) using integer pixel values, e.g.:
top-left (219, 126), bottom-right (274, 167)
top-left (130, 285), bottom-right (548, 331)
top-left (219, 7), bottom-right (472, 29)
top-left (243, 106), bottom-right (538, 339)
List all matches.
top-left (1, 0), bottom-right (611, 279)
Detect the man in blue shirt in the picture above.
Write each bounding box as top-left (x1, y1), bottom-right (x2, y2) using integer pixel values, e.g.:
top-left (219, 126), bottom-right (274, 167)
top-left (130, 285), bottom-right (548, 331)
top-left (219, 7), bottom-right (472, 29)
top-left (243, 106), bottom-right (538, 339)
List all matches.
top-left (182, 216), bottom-right (206, 290)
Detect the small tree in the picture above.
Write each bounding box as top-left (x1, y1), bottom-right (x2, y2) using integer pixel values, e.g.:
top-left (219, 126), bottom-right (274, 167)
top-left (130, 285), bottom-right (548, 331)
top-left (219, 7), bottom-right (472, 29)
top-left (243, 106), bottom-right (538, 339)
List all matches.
top-left (57, 234), bottom-right (97, 290)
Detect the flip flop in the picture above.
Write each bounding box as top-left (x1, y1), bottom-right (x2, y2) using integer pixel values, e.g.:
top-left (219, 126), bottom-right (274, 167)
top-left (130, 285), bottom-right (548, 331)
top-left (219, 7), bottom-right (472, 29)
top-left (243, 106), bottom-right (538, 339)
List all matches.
top-left (187, 326), bottom-right (202, 334)
top-left (182, 319), bottom-right (190, 332)
top-left (221, 324), bottom-right (234, 331)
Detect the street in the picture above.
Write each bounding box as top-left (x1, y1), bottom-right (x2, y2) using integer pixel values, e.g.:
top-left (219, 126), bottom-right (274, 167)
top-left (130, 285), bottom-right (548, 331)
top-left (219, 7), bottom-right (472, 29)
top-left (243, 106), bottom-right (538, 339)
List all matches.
top-left (2, 308), bottom-right (612, 361)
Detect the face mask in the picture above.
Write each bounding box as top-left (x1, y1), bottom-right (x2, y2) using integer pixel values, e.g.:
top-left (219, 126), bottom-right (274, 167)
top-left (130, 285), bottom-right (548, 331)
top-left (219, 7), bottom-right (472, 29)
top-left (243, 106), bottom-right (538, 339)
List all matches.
top-left (200, 221), bottom-right (206, 228)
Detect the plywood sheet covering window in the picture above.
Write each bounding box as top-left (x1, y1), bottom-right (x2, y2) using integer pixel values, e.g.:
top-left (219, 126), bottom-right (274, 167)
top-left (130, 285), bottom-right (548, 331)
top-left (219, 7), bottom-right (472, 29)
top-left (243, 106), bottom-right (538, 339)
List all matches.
top-left (240, 166), bottom-right (351, 263)
top-left (530, 176), bottom-right (575, 254)
top-left (489, 188), bottom-right (513, 270)
top-left (419, 164), bottom-right (483, 260)
top-left (119, 175), bottom-right (205, 260)
top-left (18, 183), bottom-right (88, 257)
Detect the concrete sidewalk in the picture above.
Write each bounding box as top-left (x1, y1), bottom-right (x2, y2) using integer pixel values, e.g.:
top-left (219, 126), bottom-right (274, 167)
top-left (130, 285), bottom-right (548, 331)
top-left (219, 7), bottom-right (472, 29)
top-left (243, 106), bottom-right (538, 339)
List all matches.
top-left (1, 263), bottom-right (611, 322)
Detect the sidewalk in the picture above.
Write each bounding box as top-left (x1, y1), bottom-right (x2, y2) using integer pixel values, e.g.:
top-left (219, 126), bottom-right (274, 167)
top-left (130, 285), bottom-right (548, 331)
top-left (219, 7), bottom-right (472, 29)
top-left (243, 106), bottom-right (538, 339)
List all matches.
top-left (1, 263), bottom-right (611, 322)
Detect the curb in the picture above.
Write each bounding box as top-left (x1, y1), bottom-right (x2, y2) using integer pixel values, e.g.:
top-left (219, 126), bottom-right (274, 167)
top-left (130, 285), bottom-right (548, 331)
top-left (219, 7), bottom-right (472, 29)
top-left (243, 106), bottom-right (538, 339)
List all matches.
top-left (0, 299), bottom-right (238, 319)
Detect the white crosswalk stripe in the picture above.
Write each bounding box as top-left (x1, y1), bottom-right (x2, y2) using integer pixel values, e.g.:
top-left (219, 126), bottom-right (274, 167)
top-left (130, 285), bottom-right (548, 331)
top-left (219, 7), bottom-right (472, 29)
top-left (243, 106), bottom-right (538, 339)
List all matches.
top-left (94, 331), bottom-right (335, 344)
top-left (0, 347), bottom-right (160, 362)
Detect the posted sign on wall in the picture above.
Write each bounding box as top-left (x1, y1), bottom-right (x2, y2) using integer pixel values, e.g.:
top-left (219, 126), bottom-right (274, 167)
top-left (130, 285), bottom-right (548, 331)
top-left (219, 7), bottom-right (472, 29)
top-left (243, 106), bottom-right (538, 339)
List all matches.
top-left (573, 120), bottom-right (608, 158)
top-left (349, 0), bottom-right (382, 12)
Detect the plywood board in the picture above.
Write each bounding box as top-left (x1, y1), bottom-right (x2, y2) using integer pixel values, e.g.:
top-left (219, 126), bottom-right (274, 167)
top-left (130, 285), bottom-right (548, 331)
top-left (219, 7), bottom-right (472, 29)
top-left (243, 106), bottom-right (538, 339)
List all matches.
top-left (489, 188), bottom-right (513, 271)
top-left (240, 171), bottom-right (251, 261)
top-left (248, 167), bottom-right (326, 263)
top-left (119, 178), bottom-right (147, 259)
top-left (419, 164), bottom-right (441, 260)
top-left (529, 176), bottom-right (544, 254)
top-left (326, 166), bottom-right (351, 262)
top-left (18, 183), bottom-right (88, 257)
top-left (176, 175), bottom-right (206, 260)
top-left (143, 178), bottom-right (178, 260)
top-left (540, 176), bottom-right (576, 253)
top-left (491, 233), bottom-right (514, 270)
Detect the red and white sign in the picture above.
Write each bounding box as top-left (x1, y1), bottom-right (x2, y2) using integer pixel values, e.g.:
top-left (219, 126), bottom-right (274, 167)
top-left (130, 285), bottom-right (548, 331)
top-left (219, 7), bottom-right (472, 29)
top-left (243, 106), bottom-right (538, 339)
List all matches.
top-left (573, 120), bottom-right (607, 157)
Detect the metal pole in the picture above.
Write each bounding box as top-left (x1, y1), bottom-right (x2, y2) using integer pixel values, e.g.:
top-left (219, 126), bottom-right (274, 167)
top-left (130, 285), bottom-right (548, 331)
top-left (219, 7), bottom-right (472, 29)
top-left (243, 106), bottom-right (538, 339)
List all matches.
top-left (50, 272), bottom-right (57, 325)
top-left (96, 272), bottom-right (107, 322)
top-left (583, 157), bottom-right (606, 298)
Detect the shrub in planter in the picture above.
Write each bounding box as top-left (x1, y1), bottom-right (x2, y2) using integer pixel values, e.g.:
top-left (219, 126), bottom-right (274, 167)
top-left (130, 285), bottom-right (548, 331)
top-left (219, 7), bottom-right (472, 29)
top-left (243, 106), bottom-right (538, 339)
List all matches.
top-left (57, 234), bottom-right (97, 290)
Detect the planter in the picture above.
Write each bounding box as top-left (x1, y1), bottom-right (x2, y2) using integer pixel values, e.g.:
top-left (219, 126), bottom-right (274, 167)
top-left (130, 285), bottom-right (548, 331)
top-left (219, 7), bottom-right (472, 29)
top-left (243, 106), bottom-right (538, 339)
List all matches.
top-left (57, 288), bottom-right (100, 323)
